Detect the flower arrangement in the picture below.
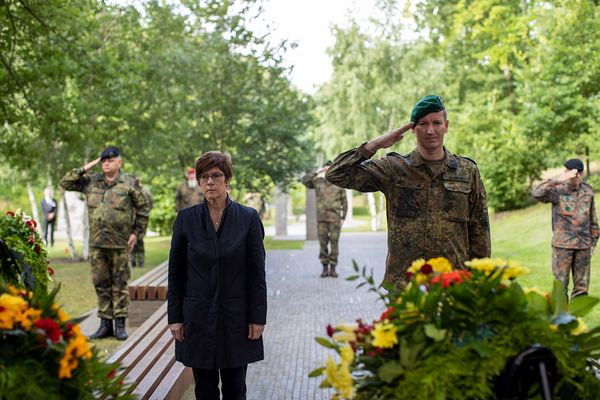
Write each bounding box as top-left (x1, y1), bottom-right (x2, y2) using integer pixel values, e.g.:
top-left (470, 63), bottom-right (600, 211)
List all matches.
top-left (311, 258), bottom-right (600, 399)
top-left (0, 210), bottom-right (51, 293)
top-left (0, 281), bottom-right (133, 399)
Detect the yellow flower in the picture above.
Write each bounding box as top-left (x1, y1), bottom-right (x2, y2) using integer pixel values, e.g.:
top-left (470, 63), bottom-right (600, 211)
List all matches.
top-left (324, 355), bottom-right (355, 399)
top-left (59, 335), bottom-right (92, 379)
top-left (340, 344), bottom-right (354, 365)
top-left (333, 331), bottom-right (357, 343)
top-left (20, 307), bottom-right (42, 331)
top-left (571, 318), bottom-right (588, 336)
top-left (407, 259), bottom-right (425, 274)
top-left (466, 258), bottom-right (529, 280)
top-left (0, 293), bottom-right (27, 330)
top-left (371, 322), bottom-right (398, 348)
top-left (428, 257), bottom-right (453, 273)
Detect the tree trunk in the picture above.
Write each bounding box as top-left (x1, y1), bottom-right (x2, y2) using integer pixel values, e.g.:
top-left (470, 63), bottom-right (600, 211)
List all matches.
top-left (81, 203), bottom-right (89, 260)
top-left (275, 185), bottom-right (288, 237)
top-left (26, 183), bottom-right (42, 236)
top-left (305, 187), bottom-right (318, 240)
top-left (367, 193), bottom-right (377, 232)
top-left (61, 189), bottom-right (78, 259)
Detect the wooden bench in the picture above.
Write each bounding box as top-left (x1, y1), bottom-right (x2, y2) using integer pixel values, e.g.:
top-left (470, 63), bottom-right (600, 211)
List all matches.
top-left (128, 261), bottom-right (169, 327)
top-left (128, 260), bottom-right (169, 301)
top-left (104, 302), bottom-right (193, 400)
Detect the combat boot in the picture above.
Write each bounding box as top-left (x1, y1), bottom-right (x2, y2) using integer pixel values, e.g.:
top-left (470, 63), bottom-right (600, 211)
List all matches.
top-left (321, 264), bottom-right (329, 278)
top-left (114, 317), bottom-right (128, 341)
top-left (329, 265), bottom-right (338, 278)
top-left (89, 318), bottom-right (113, 339)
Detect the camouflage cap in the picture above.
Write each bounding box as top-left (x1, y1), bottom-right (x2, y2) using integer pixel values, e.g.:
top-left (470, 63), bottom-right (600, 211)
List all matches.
top-left (100, 146), bottom-right (120, 161)
top-left (564, 158), bottom-right (584, 172)
top-left (410, 95), bottom-right (445, 126)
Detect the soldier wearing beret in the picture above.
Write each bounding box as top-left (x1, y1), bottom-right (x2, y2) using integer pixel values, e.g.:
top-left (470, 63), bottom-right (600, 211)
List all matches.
top-left (326, 95), bottom-right (491, 286)
top-left (59, 146), bottom-right (150, 340)
top-left (175, 167), bottom-right (205, 212)
top-left (532, 158), bottom-right (599, 299)
top-left (302, 161), bottom-right (348, 278)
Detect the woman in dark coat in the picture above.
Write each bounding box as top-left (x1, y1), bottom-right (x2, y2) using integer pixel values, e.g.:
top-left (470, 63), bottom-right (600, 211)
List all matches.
top-left (168, 151), bottom-right (267, 400)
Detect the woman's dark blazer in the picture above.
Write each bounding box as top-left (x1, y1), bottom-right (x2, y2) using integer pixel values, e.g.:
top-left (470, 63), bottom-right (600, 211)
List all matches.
top-left (167, 198), bottom-right (267, 369)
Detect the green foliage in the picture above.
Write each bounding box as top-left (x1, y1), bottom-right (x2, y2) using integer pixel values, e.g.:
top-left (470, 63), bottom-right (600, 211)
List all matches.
top-left (0, 210), bottom-right (49, 293)
top-left (313, 257), bottom-right (600, 399)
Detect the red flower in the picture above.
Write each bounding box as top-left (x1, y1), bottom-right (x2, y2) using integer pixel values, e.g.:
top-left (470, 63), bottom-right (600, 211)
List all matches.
top-left (380, 306), bottom-right (395, 321)
top-left (35, 317), bottom-right (62, 343)
top-left (405, 272), bottom-right (414, 281)
top-left (326, 324), bottom-right (335, 337)
top-left (107, 369), bottom-right (117, 379)
top-left (431, 270), bottom-right (472, 288)
top-left (47, 267), bottom-right (55, 276)
top-left (35, 244), bottom-right (41, 253)
top-left (28, 235), bottom-right (35, 244)
top-left (368, 351), bottom-right (376, 357)
top-left (6, 211), bottom-right (14, 217)
top-left (420, 263), bottom-right (433, 275)
top-left (0, 306), bottom-right (5, 312)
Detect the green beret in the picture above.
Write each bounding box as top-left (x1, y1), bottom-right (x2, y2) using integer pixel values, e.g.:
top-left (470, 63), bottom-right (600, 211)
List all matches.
top-left (410, 95), bottom-right (445, 126)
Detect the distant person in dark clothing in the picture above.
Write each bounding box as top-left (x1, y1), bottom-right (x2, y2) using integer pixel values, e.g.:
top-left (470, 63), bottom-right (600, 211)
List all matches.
top-left (41, 187), bottom-right (57, 247)
top-left (168, 151), bottom-right (267, 400)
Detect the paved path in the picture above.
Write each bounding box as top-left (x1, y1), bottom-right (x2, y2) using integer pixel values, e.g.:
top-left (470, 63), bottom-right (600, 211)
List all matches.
top-left (244, 232), bottom-right (388, 399)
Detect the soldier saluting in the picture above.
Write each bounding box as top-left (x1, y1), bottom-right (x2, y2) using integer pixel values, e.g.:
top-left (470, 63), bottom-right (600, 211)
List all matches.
top-left (326, 95), bottom-right (491, 285)
top-left (60, 147), bottom-right (150, 340)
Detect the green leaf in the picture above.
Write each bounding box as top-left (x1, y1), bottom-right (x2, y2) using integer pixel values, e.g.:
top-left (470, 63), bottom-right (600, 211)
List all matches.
top-left (346, 275), bottom-right (359, 281)
top-left (378, 361), bottom-right (404, 383)
top-left (315, 337), bottom-right (337, 349)
top-left (568, 295), bottom-right (600, 317)
top-left (424, 324), bottom-right (447, 341)
top-left (550, 280), bottom-right (568, 315)
top-left (308, 367), bottom-right (325, 377)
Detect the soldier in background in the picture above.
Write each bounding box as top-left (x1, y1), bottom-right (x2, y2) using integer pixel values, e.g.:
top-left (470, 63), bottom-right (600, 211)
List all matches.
top-left (302, 162), bottom-right (348, 278)
top-left (243, 192), bottom-right (265, 219)
top-left (326, 95), bottom-right (491, 286)
top-left (175, 167), bottom-right (204, 212)
top-left (59, 146), bottom-right (149, 340)
top-left (532, 158), bottom-right (598, 299)
top-left (131, 181), bottom-right (153, 268)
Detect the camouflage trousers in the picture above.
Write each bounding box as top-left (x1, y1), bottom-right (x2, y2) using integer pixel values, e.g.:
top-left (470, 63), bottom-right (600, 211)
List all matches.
top-left (552, 246), bottom-right (592, 299)
top-left (317, 221), bottom-right (342, 266)
top-left (130, 238), bottom-right (145, 267)
top-left (90, 247), bottom-right (131, 319)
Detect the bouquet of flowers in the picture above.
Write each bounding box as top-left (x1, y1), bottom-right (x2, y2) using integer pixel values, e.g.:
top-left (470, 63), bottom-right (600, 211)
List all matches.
top-left (311, 258), bottom-right (600, 399)
top-left (0, 210), bottom-right (51, 293)
top-left (0, 282), bottom-right (133, 399)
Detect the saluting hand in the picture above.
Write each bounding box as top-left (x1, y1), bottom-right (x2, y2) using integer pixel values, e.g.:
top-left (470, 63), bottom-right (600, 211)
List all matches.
top-left (365, 121), bottom-right (414, 153)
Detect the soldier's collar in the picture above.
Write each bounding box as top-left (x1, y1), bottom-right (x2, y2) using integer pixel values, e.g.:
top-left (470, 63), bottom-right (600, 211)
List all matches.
top-left (409, 147), bottom-right (457, 169)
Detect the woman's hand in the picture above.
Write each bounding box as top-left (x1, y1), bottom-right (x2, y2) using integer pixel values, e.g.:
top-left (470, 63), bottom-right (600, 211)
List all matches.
top-left (248, 323), bottom-right (265, 340)
top-left (169, 323), bottom-right (184, 342)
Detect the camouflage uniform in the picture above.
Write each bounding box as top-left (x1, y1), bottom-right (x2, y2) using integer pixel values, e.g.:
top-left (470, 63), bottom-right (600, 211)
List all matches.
top-left (326, 146), bottom-right (491, 285)
top-left (175, 182), bottom-right (204, 212)
top-left (302, 172), bottom-right (348, 266)
top-left (60, 168), bottom-right (150, 319)
top-left (244, 192), bottom-right (265, 219)
top-left (131, 186), bottom-right (153, 268)
top-left (532, 180), bottom-right (599, 298)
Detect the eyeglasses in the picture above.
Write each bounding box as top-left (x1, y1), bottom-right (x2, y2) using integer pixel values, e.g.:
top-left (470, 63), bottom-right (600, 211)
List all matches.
top-left (199, 172), bottom-right (225, 183)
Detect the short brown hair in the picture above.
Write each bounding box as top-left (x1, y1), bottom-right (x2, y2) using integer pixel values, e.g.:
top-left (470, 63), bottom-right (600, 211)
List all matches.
top-left (195, 151), bottom-right (233, 181)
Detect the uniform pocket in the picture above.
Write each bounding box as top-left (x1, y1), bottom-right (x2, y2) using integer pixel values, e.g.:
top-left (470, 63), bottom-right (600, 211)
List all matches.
top-left (443, 179), bottom-right (471, 222)
top-left (108, 189), bottom-right (130, 210)
top-left (393, 179), bottom-right (424, 218)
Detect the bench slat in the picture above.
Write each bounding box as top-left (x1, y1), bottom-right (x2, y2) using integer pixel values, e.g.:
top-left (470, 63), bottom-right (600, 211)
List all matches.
top-left (149, 363), bottom-right (193, 400)
top-left (123, 328), bottom-right (174, 393)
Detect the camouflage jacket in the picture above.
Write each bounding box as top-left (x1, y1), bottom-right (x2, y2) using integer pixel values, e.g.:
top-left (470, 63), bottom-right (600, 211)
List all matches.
top-left (302, 172), bottom-right (348, 223)
top-left (59, 168), bottom-right (150, 249)
top-left (175, 183), bottom-right (204, 212)
top-left (326, 145), bottom-right (491, 284)
top-left (532, 180), bottom-right (599, 249)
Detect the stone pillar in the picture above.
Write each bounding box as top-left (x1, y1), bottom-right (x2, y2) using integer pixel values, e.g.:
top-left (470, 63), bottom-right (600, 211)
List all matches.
top-left (305, 188), bottom-right (318, 240)
top-left (275, 185), bottom-right (288, 237)
top-left (345, 189), bottom-right (353, 223)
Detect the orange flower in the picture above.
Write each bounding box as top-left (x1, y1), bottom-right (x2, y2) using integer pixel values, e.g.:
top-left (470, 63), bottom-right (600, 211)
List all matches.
top-left (430, 270), bottom-right (472, 288)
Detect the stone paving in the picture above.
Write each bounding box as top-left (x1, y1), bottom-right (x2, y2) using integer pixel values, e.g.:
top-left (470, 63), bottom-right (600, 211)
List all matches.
top-left (243, 231), bottom-right (388, 400)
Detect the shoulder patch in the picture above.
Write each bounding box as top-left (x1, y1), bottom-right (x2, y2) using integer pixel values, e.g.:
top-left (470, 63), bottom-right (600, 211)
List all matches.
top-left (386, 152), bottom-right (410, 160)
